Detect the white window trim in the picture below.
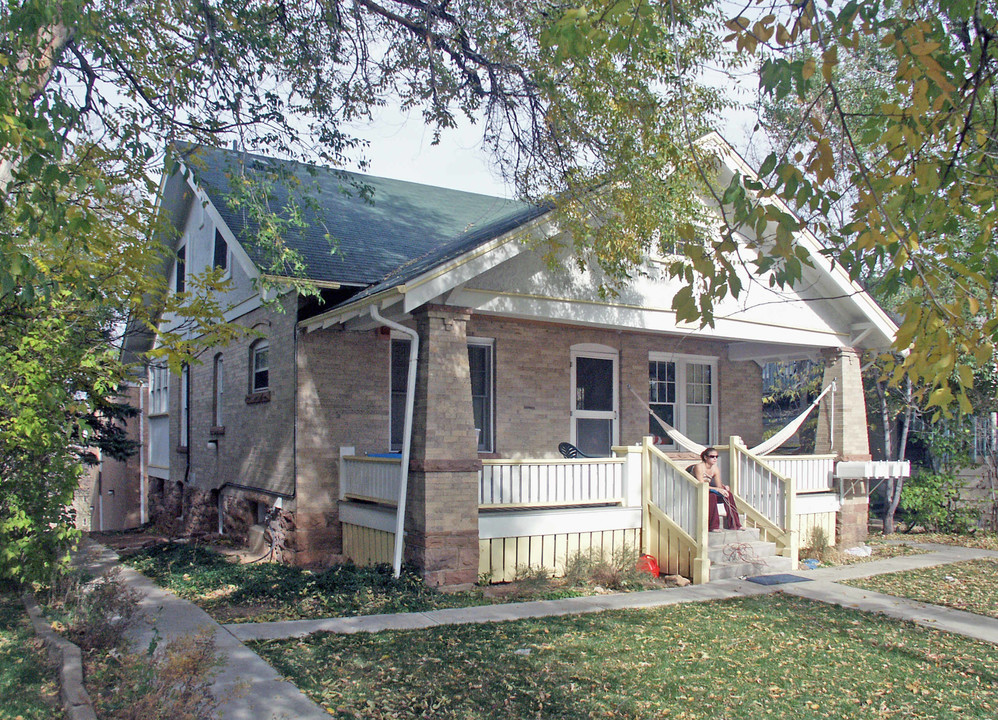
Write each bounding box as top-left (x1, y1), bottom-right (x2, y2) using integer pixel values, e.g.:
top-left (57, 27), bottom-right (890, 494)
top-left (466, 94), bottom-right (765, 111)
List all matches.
top-left (250, 340), bottom-right (270, 393)
top-left (468, 337), bottom-right (495, 453)
top-left (213, 228), bottom-right (232, 281)
top-left (648, 351), bottom-right (718, 449)
top-left (173, 241), bottom-right (187, 294)
top-left (149, 363), bottom-right (169, 416)
top-left (570, 343), bottom-right (619, 453)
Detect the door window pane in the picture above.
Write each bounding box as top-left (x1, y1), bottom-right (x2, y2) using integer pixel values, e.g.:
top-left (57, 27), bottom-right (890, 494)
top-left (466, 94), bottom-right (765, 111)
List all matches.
top-left (576, 357), bottom-right (613, 411)
top-left (576, 418), bottom-right (612, 457)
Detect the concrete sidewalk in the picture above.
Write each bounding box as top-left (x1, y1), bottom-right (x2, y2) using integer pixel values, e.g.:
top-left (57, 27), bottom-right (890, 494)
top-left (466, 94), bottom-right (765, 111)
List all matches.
top-left (79, 542), bottom-right (331, 720)
top-left (80, 540), bottom-right (998, 720)
top-left (225, 542), bottom-right (998, 643)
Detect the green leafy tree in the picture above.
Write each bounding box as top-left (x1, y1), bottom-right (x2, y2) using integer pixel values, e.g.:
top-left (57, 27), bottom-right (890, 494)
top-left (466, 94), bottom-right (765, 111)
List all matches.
top-left (725, 0), bottom-right (998, 416)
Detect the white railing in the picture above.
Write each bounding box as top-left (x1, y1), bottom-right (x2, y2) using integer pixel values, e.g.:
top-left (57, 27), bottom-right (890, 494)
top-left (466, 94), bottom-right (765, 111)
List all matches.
top-left (340, 455), bottom-right (401, 505)
top-left (734, 450), bottom-right (789, 528)
top-left (645, 445), bottom-right (701, 539)
top-left (765, 455), bottom-right (836, 493)
top-left (479, 458), bottom-right (625, 506)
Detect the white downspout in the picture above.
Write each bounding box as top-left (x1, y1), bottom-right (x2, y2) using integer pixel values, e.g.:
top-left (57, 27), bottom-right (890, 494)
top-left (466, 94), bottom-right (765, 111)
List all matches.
top-left (139, 384), bottom-right (147, 525)
top-left (369, 305), bottom-right (418, 579)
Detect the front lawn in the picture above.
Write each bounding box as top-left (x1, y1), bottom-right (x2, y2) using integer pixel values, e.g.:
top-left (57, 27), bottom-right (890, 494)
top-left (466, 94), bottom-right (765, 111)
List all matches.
top-left (253, 593), bottom-right (998, 720)
top-left (0, 582), bottom-right (64, 720)
top-left (845, 558), bottom-right (998, 619)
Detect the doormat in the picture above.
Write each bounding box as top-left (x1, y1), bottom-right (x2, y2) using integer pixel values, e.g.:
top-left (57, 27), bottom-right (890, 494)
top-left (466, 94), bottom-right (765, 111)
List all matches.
top-left (746, 574), bottom-right (813, 586)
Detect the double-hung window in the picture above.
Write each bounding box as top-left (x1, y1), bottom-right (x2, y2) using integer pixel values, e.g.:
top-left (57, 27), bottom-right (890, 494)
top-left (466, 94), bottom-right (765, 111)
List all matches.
top-left (174, 244), bottom-right (186, 293)
top-left (648, 352), bottom-right (717, 447)
top-left (250, 340), bottom-right (269, 393)
top-left (390, 337), bottom-right (494, 452)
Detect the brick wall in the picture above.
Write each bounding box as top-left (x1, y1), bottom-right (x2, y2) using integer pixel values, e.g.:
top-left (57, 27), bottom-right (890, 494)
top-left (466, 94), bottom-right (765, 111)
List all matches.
top-left (295, 322), bottom-right (393, 565)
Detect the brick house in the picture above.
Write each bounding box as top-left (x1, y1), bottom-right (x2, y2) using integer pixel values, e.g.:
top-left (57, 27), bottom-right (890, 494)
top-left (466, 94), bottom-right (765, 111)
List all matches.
top-left (131, 138), bottom-right (902, 586)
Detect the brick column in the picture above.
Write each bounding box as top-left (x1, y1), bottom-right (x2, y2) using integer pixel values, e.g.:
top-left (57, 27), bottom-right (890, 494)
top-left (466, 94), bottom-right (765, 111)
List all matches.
top-left (405, 306), bottom-right (481, 588)
top-left (815, 347), bottom-right (872, 546)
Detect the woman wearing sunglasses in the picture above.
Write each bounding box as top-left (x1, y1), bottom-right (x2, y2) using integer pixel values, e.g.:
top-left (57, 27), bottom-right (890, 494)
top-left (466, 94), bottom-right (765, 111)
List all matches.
top-left (687, 447), bottom-right (742, 532)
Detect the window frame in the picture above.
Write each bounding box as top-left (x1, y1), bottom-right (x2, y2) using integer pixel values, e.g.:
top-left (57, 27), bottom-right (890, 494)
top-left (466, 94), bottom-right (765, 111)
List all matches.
top-left (213, 229), bottom-right (230, 278)
top-left (250, 340), bottom-right (270, 393)
top-left (174, 243), bottom-right (186, 293)
top-left (648, 352), bottom-right (718, 448)
top-left (467, 338), bottom-right (495, 453)
top-left (148, 363), bottom-right (169, 416)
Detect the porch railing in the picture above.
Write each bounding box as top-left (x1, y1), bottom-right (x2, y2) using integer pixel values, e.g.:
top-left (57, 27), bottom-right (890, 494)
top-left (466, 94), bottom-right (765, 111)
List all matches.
top-left (729, 436), bottom-right (798, 566)
top-left (642, 438), bottom-right (709, 583)
top-left (479, 457), bottom-right (625, 507)
top-left (765, 454), bottom-right (836, 493)
top-left (339, 453), bottom-right (401, 506)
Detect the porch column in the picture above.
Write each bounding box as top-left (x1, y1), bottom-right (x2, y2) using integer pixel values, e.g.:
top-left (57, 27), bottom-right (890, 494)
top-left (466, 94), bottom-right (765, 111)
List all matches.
top-left (406, 305), bottom-right (481, 588)
top-left (815, 346), bottom-right (871, 546)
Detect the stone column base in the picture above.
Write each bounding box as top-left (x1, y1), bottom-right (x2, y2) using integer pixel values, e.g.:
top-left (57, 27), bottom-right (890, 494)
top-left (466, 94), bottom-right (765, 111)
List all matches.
top-left (837, 496), bottom-right (870, 547)
top-left (405, 528), bottom-right (480, 588)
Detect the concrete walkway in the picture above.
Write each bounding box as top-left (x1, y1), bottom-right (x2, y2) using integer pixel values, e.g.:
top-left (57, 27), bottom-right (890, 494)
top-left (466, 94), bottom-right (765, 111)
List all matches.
top-left (81, 541), bottom-right (998, 720)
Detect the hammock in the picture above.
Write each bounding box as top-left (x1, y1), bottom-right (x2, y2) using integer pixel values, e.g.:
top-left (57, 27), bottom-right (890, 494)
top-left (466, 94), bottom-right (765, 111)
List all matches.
top-left (626, 381), bottom-right (835, 457)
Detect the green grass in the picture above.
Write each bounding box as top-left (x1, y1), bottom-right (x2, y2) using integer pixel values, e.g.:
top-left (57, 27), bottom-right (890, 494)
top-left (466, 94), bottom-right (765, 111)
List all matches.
top-left (122, 542), bottom-right (497, 623)
top-left (253, 593), bottom-right (998, 720)
top-left (845, 558), bottom-right (998, 619)
top-left (0, 582), bottom-right (64, 720)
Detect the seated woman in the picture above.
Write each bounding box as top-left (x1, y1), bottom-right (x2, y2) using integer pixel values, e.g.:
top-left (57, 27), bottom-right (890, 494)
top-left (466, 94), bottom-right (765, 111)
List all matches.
top-left (687, 447), bottom-right (742, 531)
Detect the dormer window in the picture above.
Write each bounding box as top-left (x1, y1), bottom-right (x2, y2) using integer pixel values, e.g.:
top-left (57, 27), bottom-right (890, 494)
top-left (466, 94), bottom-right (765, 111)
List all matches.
top-left (175, 244), bottom-right (186, 293)
top-left (213, 230), bottom-right (229, 275)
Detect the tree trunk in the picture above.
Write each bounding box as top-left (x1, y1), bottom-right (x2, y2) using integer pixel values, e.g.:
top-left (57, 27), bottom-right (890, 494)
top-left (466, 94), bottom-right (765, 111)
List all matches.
top-left (0, 22), bottom-right (73, 192)
top-left (884, 377), bottom-right (913, 534)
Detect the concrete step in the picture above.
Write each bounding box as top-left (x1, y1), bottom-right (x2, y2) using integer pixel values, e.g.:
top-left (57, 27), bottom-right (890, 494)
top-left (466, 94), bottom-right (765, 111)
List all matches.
top-left (709, 553), bottom-right (794, 581)
top-left (707, 528), bottom-right (762, 546)
top-left (706, 540), bottom-right (780, 564)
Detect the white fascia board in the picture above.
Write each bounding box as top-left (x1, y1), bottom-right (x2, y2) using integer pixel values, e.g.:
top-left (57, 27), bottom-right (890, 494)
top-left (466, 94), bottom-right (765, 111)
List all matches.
top-left (703, 134), bottom-right (898, 349)
top-left (460, 288), bottom-right (851, 348)
top-left (180, 168), bottom-right (262, 285)
top-left (301, 291), bottom-right (404, 332)
top-left (400, 212), bottom-right (560, 314)
top-left (795, 492), bottom-right (841, 515)
top-left (478, 506), bottom-right (641, 539)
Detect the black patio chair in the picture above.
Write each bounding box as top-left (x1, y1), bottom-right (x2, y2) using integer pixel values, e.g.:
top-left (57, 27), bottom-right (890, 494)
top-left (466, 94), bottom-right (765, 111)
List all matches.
top-left (558, 442), bottom-right (593, 459)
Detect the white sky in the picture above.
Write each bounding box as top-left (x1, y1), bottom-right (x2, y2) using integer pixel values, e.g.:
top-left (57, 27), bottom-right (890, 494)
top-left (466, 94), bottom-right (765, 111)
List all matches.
top-left (346, 64), bottom-right (764, 200)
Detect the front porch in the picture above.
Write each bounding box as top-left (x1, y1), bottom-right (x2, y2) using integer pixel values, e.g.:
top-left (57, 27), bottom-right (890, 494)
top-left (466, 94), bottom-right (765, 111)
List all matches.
top-left (337, 437), bottom-right (849, 584)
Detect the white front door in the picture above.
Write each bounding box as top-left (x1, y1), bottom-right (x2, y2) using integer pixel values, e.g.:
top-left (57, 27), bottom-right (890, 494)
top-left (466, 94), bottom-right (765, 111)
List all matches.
top-left (570, 345), bottom-right (618, 457)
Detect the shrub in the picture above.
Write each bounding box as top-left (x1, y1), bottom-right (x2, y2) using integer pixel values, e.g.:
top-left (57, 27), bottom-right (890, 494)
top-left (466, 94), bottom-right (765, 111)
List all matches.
top-left (902, 470), bottom-right (981, 534)
top-left (563, 545), bottom-right (652, 590)
top-left (48, 568), bottom-right (142, 651)
top-left (804, 526), bottom-right (830, 561)
top-left (88, 629), bottom-right (223, 720)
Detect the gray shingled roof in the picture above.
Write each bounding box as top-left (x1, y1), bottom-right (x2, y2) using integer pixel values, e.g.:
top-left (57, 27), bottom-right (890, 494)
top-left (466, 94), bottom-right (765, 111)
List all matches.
top-left (178, 145), bottom-right (548, 288)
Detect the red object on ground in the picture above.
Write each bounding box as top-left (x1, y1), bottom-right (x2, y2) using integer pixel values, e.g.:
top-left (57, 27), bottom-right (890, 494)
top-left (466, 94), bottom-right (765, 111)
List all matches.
top-left (636, 553), bottom-right (660, 576)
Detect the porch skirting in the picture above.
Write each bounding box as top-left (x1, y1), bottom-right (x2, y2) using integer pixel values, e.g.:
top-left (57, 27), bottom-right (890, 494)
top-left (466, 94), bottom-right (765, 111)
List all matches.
top-left (480, 527), bottom-right (642, 583)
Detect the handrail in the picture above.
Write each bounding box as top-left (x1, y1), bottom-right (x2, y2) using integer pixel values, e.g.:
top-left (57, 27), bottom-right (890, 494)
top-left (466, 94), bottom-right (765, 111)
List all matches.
top-left (642, 437), bottom-right (710, 583)
top-left (728, 436), bottom-right (798, 567)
